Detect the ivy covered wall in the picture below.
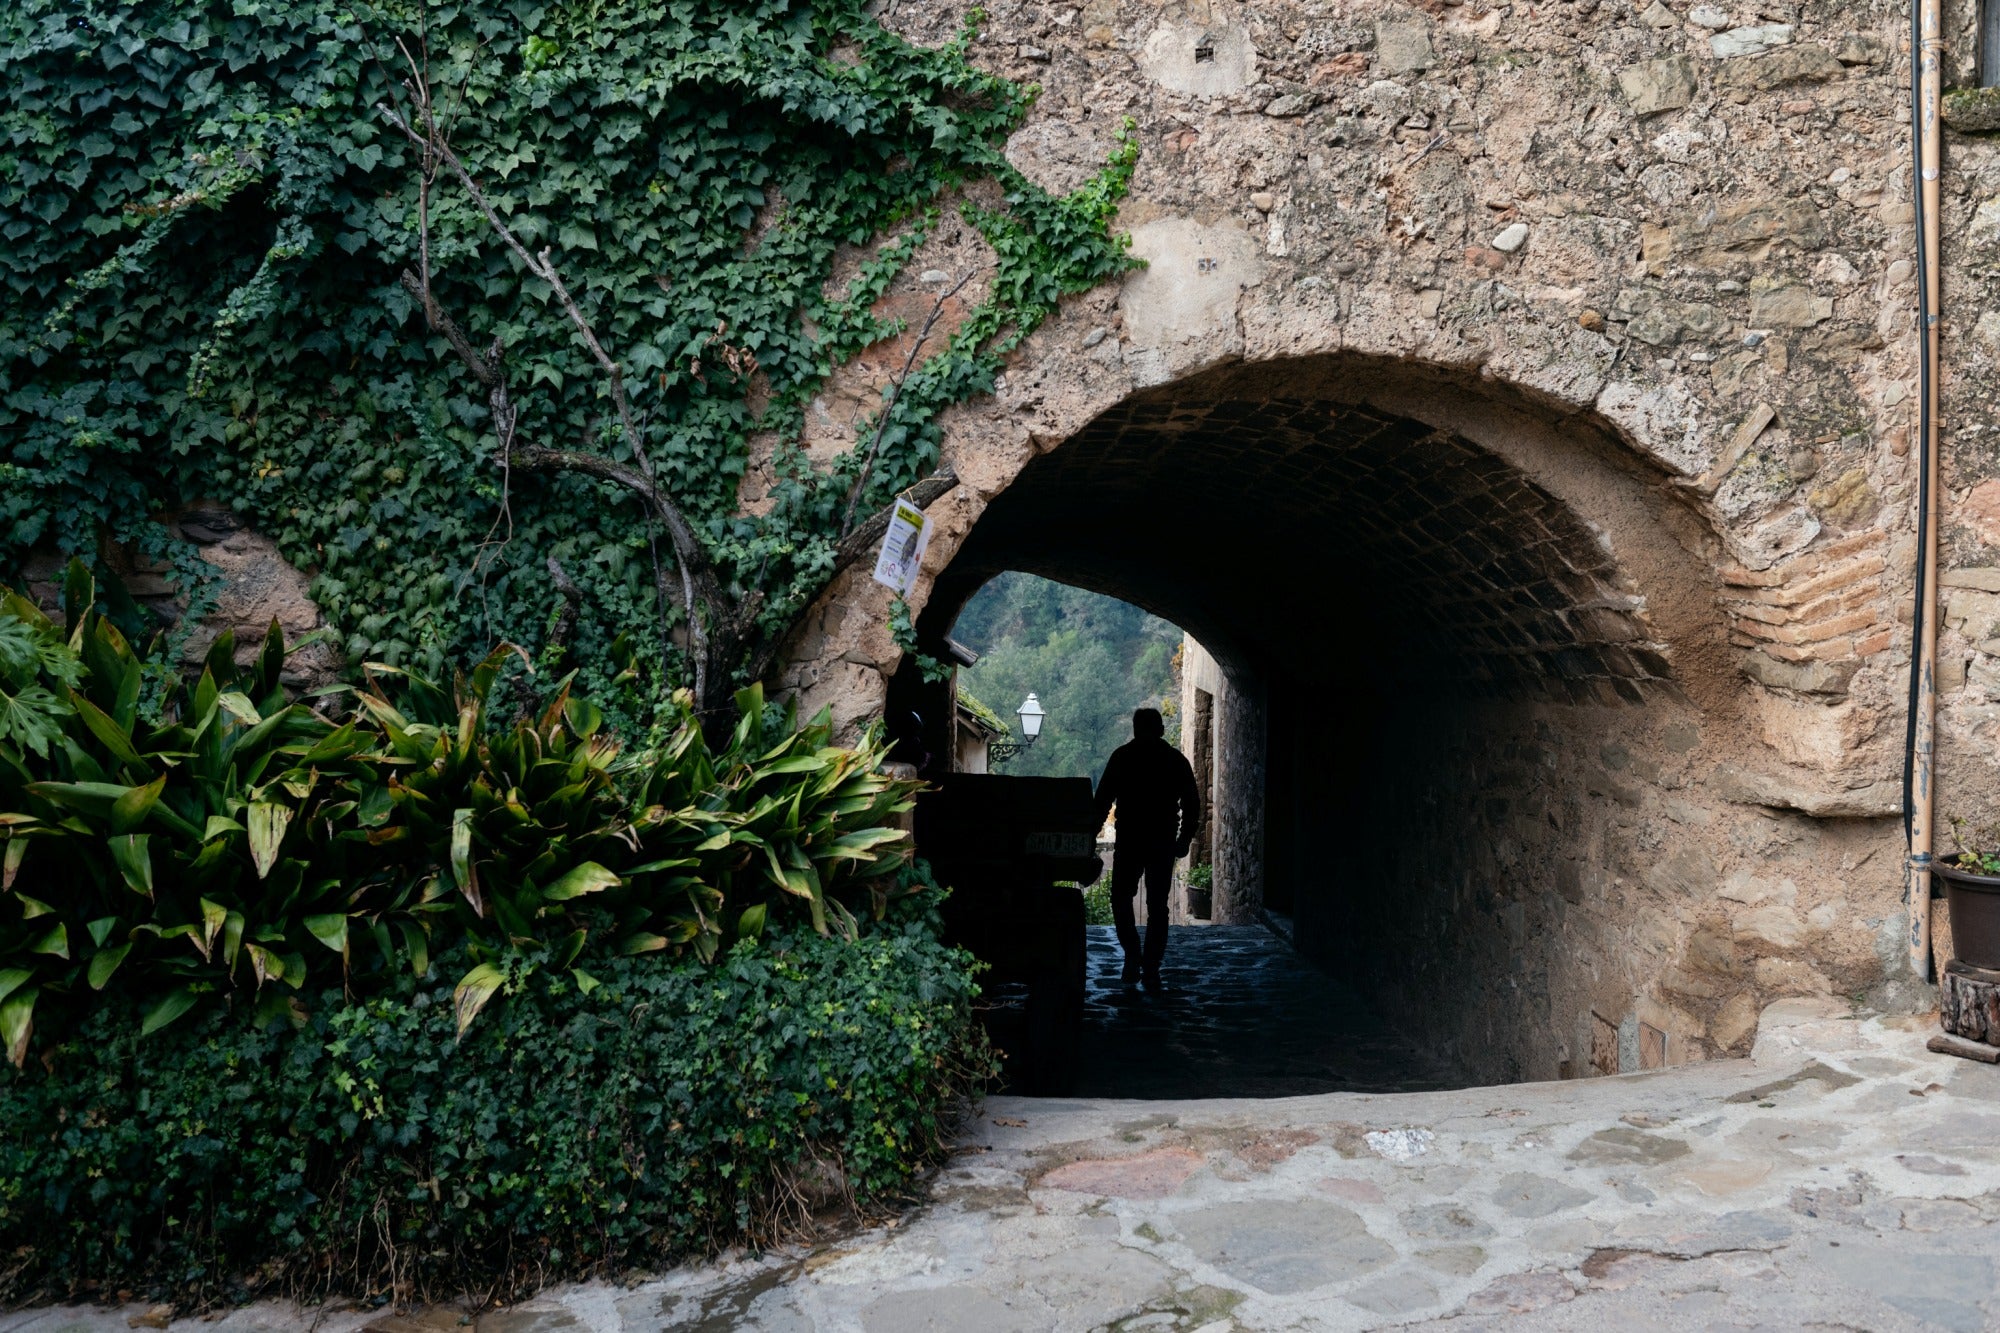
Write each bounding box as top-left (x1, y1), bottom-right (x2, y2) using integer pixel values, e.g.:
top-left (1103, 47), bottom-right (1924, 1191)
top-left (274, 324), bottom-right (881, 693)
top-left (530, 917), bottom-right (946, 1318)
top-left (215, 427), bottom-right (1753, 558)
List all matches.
top-left (0, 0), bottom-right (1135, 719)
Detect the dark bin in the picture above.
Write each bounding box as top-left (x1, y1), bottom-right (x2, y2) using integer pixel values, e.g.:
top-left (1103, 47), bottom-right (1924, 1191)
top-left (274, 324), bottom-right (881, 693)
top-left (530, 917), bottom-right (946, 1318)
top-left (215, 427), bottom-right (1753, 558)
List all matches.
top-left (914, 774), bottom-right (1101, 1095)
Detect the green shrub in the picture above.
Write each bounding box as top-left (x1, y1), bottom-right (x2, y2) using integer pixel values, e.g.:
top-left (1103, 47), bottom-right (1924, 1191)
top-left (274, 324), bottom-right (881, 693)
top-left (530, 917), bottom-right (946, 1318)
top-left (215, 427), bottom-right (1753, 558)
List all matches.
top-left (0, 911), bottom-right (992, 1305)
top-left (0, 570), bottom-right (993, 1304)
top-left (1078, 881), bottom-right (1114, 927)
top-left (0, 566), bottom-right (923, 1066)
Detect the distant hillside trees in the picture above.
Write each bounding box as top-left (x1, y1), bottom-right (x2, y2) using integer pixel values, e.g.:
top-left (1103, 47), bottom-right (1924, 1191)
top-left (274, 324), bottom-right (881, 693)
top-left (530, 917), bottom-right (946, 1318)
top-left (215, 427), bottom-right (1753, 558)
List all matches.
top-left (953, 573), bottom-right (1180, 783)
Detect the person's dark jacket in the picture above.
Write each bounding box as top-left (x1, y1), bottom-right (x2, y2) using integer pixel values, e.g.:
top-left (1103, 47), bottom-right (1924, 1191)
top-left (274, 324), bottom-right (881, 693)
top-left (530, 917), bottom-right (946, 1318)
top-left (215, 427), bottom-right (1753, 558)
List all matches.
top-left (1093, 736), bottom-right (1202, 850)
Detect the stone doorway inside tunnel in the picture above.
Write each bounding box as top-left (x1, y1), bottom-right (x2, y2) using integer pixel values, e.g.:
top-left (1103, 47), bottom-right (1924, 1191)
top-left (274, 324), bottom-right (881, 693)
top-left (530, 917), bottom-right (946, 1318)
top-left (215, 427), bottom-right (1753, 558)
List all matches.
top-left (888, 354), bottom-right (1762, 1094)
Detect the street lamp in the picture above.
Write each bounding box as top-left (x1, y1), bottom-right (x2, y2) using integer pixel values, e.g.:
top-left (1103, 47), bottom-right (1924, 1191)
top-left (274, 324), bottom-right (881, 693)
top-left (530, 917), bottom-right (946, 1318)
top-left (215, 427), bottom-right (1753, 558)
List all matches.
top-left (989, 692), bottom-right (1045, 763)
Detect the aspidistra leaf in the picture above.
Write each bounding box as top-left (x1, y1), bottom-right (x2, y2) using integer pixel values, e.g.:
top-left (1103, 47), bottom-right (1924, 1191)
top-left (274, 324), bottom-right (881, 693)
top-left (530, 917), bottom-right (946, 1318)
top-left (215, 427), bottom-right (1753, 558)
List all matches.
top-left (67, 692), bottom-right (141, 765)
top-left (140, 988), bottom-right (197, 1036)
top-left (397, 920), bottom-right (429, 977)
top-left (453, 962), bottom-right (505, 1036)
top-left (450, 808), bottom-right (481, 915)
top-left (202, 815), bottom-right (245, 842)
top-left (216, 691), bottom-right (261, 725)
top-left (304, 913), bottom-right (349, 960)
top-left (110, 834), bottom-right (153, 895)
top-left (88, 942), bottom-right (130, 990)
top-left (110, 775), bottom-right (164, 835)
top-left (200, 897), bottom-right (227, 955)
top-left (246, 943), bottom-right (284, 987)
top-left (0, 989), bottom-right (34, 1067)
top-left (542, 861), bottom-right (619, 901)
top-left (247, 802), bottom-right (290, 879)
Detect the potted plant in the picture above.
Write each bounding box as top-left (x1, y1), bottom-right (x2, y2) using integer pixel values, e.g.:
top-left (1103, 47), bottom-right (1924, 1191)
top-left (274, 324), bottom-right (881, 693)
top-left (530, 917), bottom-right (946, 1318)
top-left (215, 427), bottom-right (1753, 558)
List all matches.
top-left (1185, 862), bottom-right (1214, 920)
top-left (1936, 829), bottom-right (2000, 971)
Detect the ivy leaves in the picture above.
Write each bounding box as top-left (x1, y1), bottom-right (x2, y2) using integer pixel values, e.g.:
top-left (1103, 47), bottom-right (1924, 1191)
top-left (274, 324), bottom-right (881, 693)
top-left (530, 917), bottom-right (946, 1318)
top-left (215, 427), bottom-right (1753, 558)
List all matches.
top-left (0, 0), bottom-right (1137, 719)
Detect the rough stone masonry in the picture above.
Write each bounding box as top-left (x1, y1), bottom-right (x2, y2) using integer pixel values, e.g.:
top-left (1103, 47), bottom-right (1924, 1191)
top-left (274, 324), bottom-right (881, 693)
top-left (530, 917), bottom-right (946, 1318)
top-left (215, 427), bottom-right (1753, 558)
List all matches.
top-left (774, 0), bottom-right (2000, 1085)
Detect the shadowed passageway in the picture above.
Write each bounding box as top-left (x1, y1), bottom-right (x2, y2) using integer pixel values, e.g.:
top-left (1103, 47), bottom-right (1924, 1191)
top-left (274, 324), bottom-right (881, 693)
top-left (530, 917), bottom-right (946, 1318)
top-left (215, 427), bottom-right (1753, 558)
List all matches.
top-left (897, 356), bottom-right (1737, 1087)
top-left (1067, 926), bottom-right (1460, 1099)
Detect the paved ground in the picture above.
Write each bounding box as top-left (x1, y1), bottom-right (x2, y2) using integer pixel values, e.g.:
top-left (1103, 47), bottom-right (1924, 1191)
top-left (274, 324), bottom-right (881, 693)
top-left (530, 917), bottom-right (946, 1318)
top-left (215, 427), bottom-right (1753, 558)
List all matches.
top-left (1066, 928), bottom-right (1459, 1099)
top-left (557, 1000), bottom-right (2000, 1331)
top-left (8, 996), bottom-right (1996, 1333)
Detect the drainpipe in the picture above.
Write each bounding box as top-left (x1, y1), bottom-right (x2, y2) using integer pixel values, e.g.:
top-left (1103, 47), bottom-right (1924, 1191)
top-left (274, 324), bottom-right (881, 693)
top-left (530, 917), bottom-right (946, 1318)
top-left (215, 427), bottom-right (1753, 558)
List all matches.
top-left (1906, 0), bottom-right (1943, 983)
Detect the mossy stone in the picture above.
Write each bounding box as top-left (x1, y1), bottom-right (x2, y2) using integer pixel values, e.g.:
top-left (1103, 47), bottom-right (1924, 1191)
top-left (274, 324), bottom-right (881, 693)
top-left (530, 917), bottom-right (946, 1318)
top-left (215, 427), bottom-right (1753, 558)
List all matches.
top-left (1944, 86), bottom-right (2000, 133)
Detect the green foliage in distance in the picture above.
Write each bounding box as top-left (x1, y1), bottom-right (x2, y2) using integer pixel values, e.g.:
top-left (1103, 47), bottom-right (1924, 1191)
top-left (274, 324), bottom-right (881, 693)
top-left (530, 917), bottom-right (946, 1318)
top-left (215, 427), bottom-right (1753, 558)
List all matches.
top-left (0, 567), bottom-right (921, 1066)
top-left (953, 572), bottom-right (1180, 783)
top-left (1077, 879), bottom-right (1114, 926)
top-left (0, 0), bottom-right (1139, 714)
top-left (0, 917), bottom-right (993, 1305)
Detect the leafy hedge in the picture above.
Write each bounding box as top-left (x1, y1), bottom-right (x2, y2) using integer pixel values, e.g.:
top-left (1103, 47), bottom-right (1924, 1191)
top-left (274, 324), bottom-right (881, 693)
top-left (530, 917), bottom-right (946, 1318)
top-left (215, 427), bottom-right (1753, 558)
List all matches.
top-left (1, 567), bottom-right (996, 1306)
top-left (0, 916), bottom-right (992, 1305)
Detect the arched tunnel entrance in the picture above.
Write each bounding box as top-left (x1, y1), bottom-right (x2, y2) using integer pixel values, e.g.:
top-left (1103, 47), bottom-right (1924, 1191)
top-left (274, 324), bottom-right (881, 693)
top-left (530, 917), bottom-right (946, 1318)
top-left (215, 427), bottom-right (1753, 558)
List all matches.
top-left (894, 355), bottom-right (1738, 1091)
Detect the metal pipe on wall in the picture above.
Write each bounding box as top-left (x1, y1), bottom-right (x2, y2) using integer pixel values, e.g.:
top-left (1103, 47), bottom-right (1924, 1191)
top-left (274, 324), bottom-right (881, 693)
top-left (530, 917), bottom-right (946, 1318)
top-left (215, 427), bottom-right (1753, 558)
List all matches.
top-left (1907, 0), bottom-right (1944, 983)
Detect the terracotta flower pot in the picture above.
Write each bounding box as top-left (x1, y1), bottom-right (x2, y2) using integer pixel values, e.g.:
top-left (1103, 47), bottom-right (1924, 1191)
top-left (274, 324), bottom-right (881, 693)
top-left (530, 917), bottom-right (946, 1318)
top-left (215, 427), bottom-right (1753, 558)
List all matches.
top-left (1935, 855), bottom-right (2000, 970)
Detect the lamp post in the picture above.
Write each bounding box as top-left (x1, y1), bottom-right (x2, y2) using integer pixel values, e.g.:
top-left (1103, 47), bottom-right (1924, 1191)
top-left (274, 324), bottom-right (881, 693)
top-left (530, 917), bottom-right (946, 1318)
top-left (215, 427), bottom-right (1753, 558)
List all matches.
top-left (989, 693), bottom-right (1045, 763)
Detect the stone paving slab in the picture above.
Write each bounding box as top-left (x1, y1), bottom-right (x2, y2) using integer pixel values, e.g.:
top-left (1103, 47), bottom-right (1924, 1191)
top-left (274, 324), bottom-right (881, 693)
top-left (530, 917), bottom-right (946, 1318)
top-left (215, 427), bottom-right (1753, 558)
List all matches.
top-left (8, 1000), bottom-right (1999, 1332)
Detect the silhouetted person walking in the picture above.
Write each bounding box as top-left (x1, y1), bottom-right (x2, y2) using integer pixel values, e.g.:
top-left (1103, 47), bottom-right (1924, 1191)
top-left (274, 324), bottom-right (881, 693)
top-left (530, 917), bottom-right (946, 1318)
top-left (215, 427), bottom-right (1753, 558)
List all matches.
top-left (1094, 707), bottom-right (1201, 991)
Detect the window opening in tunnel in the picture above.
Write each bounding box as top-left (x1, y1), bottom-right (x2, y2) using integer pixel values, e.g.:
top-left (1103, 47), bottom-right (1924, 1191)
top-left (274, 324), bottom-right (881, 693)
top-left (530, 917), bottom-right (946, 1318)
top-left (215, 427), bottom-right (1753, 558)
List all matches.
top-left (949, 572), bottom-right (1183, 784)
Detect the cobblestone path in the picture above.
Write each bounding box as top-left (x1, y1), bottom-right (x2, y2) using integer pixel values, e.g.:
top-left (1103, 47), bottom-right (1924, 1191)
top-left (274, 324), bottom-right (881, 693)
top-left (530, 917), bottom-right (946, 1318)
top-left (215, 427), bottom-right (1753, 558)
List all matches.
top-left (1070, 925), bottom-right (1460, 1099)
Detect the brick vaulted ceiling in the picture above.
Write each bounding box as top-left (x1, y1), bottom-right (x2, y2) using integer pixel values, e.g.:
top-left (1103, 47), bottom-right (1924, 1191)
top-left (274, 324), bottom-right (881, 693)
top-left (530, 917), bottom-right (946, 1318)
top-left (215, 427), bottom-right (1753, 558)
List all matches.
top-left (931, 391), bottom-right (1673, 704)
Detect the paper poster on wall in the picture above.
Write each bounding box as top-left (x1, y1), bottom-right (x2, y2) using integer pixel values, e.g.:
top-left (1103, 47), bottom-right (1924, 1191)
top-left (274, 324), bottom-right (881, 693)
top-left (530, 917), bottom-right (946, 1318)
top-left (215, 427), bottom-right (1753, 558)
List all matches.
top-left (871, 499), bottom-right (930, 597)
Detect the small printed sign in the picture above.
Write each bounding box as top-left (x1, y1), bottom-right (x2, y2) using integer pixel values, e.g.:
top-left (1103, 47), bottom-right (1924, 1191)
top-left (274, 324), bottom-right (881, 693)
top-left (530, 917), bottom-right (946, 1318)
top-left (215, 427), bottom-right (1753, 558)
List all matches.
top-left (871, 499), bottom-right (930, 597)
top-left (1024, 831), bottom-right (1092, 858)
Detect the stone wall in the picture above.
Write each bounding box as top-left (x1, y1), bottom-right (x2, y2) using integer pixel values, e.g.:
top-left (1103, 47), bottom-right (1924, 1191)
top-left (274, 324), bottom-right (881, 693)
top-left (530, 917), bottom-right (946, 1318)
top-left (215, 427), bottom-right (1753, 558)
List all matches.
top-left (20, 505), bottom-right (338, 688)
top-left (786, 0), bottom-right (1960, 1080)
top-left (1934, 0), bottom-right (2000, 851)
top-left (1178, 638), bottom-right (1264, 924)
top-left (1322, 694), bottom-right (1902, 1082)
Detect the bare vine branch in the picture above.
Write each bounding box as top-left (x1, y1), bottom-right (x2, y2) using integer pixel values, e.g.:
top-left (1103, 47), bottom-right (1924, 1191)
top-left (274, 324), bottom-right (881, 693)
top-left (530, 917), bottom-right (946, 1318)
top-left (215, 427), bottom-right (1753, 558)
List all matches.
top-left (543, 555), bottom-right (583, 657)
top-left (838, 269), bottom-right (977, 538)
top-left (380, 76), bottom-right (719, 705)
top-left (378, 45), bottom-right (967, 714)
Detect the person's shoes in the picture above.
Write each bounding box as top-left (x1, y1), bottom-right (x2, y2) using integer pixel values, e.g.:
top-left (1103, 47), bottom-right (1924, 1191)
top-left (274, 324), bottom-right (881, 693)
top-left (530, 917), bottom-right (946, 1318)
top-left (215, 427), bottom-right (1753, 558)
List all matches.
top-left (1142, 970), bottom-right (1166, 993)
top-left (1120, 959), bottom-right (1141, 985)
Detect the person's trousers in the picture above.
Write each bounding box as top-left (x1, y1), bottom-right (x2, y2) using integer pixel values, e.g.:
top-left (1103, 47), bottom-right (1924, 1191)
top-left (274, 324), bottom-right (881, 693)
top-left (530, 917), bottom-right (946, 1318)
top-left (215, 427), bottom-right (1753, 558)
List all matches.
top-left (1111, 840), bottom-right (1175, 974)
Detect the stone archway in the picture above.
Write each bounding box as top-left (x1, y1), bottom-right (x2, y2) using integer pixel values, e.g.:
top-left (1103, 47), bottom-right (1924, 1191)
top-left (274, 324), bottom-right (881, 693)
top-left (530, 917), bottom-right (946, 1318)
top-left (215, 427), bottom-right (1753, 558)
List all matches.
top-left (792, 351), bottom-right (1905, 1089)
top-left (900, 354), bottom-right (1745, 1085)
